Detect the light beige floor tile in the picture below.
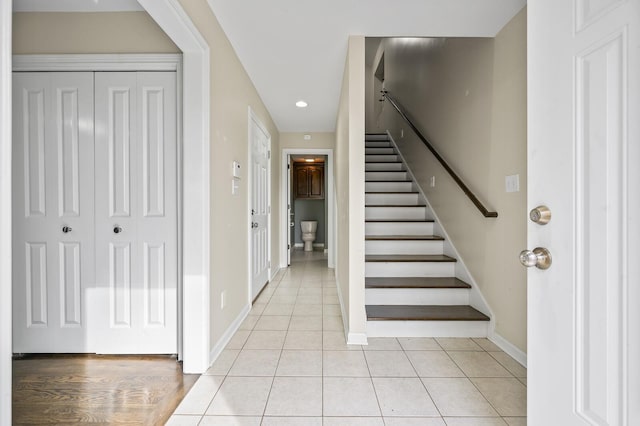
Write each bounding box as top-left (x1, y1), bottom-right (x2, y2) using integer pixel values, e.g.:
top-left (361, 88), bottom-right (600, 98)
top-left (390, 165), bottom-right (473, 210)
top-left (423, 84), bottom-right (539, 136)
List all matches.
top-left (262, 303), bottom-right (295, 316)
top-left (273, 287), bottom-right (299, 297)
top-left (276, 350), bottom-right (322, 376)
top-left (397, 337), bottom-right (441, 351)
top-left (406, 351), bottom-right (464, 378)
top-left (244, 330), bottom-right (286, 350)
top-left (443, 418), bottom-right (507, 425)
top-left (503, 417), bottom-right (527, 426)
top-left (165, 415), bottom-right (201, 426)
top-left (261, 417), bottom-right (322, 426)
top-left (323, 315), bottom-right (344, 331)
top-left (293, 303), bottom-right (323, 316)
top-left (199, 416), bottom-right (262, 425)
top-left (298, 288), bottom-right (323, 296)
top-left (226, 330), bottom-right (250, 350)
top-left (489, 352), bottom-right (527, 378)
top-left (323, 287), bottom-right (338, 296)
top-left (372, 377), bottom-right (439, 416)
top-left (472, 338), bottom-right (502, 352)
top-left (254, 292), bottom-right (272, 305)
top-left (323, 417), bottom-right (385, 425)
top-left (296, 295), bottom-right (323, 304)
top-left (206, 376), bottom-right (272, 416)
top-left (323, 377), bottom-right (382, 416)
top-left (323, 295), bottom-right (340, 304)
top-left (205, 349), bottom-right (239, 375)
top-left (471, 378), bottom-right (527, 417)
top-left (300, 280), bottom-right (323, 288)
top-left (518, 377), bottom-right (527, 386)
top-left (239, 315), bottom-right (260, 331)
top-left (448, 351), bottom-right (512, 377)
top-left (278, 280), bottom-right (301, 288)
top-left (323, 331), bottom-right (363, 350)
top-left (364, 350), bottom-right (417, 377)
top-left (288, 315), bottom-right (323, 331)
top-left (254, 315), bottom-right (291, 331)
top-left (269, 295), bottom-right (297, 305)
top-left (264, 377), bottom-right (323, 416)
top-left (435, 338), bottom-right (482, 351)
top-left (174, 375), bottom-right (224, 415)
top-left (421, 378), bottom-right (498, 417)
top-left (323, 350), bottom-right (370, 377)
top-left (284, 330), bottom-right (323, 350)
top-left (383, 418), bottom-right (446, 426)
top-left (250, 303), bottom-right (267, 315)
top-left (227, 349), bottom-right (280, 376)
top-left (364, 337), bottom-right (402, 351)
top-left (323, 304), bottom-right (342, 316)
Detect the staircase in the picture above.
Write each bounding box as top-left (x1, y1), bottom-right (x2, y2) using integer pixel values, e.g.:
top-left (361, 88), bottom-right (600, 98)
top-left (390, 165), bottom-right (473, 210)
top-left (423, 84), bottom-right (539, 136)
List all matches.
top-left (364, 133), bottom-right (490, 337)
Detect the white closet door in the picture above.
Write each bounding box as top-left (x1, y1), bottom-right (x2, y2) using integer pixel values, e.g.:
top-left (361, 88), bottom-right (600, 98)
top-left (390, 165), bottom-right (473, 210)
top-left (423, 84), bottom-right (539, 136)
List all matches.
top-left (12, 72), bottom-right (95, 353)
top-left (92, 72), bottom-right (177, 354)
top-left (250, 115), bottom-right (270, 299)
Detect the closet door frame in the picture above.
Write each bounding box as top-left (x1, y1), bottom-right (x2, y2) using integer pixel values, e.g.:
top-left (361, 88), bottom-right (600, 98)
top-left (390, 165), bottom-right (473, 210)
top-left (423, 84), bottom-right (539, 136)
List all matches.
top-left (12, 54), bottom-right (184, 360)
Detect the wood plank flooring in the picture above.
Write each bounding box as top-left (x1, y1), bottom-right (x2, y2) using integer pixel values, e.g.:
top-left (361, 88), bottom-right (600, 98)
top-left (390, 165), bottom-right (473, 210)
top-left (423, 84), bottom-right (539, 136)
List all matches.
top-left (12, 355), bottom-right (198, 425)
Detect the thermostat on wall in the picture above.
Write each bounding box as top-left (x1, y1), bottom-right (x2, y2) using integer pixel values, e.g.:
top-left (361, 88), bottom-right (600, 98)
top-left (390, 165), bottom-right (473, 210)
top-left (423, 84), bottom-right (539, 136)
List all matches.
top-left (232, 161), bottom-right (241, 178)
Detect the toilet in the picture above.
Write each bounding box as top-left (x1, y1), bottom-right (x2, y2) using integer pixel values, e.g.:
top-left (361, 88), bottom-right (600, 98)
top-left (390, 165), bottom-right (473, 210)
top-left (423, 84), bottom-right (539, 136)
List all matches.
top-left (300, 220), bottom-right (318, 252)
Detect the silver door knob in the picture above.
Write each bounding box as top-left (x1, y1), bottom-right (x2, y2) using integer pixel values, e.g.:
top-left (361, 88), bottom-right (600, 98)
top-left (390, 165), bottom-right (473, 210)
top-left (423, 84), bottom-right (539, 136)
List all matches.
top-left (529, 205), bottom-right (551, 225)
top-left (251, 222), bottom-right (258, 229)
top-left (519, 247), bottom-right (552, 270)
top-left (113, 226), bottom-right (123, 234)
top-left (62, 226), bottom-right (72, 233)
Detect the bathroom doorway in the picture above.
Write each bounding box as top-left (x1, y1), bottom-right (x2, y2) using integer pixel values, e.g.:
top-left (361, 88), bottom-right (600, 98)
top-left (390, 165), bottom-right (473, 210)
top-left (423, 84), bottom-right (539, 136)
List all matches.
top-left (280, 149), bottom-right (334, 269)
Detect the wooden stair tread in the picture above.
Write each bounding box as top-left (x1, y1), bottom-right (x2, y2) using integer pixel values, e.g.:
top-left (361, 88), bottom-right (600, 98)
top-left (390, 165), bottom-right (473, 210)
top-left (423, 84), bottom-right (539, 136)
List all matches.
top-left (365, 277), bottom-right (470, 289)
top-left (365, 219), bottom-right (434, 223)
top-left (365, 254), bottom-right (456, 262)
top-left (365, 235), bottom-right (443, 241)
top-left (366, 305), bottom-right (489, 321)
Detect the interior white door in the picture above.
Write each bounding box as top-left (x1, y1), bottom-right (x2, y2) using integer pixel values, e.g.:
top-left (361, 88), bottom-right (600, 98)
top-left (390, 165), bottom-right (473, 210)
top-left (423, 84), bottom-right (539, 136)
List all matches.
top-left (93, 72), bottom-right (177, 354)
top-left (528, 0), bottom-right (639, 424)
top-left (12, 72), bottom-right (95, 353)
top-left (287, 155), bottom-right (292, 266)
top-left (250, 115), bottom-right (270, 299)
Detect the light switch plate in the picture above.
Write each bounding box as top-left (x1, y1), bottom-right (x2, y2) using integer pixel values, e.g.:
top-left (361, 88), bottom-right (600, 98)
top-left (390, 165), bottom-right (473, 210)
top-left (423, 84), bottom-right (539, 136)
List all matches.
top-left (505, 174), bottom-right (520, 193)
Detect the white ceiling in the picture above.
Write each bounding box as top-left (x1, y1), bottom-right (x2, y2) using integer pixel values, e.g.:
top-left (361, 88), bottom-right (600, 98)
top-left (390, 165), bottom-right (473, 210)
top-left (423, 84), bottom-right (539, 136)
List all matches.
top-left (14, 0), bottom-right (526, 132)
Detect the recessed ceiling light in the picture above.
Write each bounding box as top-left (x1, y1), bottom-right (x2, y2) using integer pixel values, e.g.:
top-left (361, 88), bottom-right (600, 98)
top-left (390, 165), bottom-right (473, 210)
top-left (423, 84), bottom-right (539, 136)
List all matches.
top-left (305, 158), bottom-right (315, 162)
top-left (296, 100), bottom-right (308, 108)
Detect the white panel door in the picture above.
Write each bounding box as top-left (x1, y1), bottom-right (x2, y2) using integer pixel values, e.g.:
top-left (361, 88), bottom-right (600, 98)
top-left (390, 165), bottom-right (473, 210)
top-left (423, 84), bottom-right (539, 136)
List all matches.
top-left (250, 115), bottom-right (270, 299)
top-left (12, 72), bottom-right (94, 353)
top-left (93, 72), bottom-right (177, 354)
top-left (528, 0), bottom-right (639, 424)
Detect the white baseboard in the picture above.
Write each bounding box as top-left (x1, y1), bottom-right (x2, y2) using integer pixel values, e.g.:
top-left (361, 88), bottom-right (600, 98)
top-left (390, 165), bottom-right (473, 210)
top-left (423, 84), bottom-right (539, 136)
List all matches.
top-left (209, 303), bottom-right (251, 367)
top-left (293, 242), bottom-right (325, 248)
top-left (348, 332), bottom-right (368, 345)
top-left (270, 266), bottom-right (281, 282)
top-left (489, 331), bottom-right (527, 367)
top-left (336, 277), bottom-right (368, 346)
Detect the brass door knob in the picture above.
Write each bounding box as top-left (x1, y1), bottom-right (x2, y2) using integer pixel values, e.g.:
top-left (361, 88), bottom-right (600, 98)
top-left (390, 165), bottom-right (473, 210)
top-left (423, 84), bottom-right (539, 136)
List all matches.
top-left (519, 247), bottom-right (552, 270)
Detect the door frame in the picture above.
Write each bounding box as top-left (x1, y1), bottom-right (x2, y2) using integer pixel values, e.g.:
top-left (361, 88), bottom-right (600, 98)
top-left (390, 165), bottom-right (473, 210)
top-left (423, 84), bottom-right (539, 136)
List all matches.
top-left (247, 107), bottom-right (272, 302)
top-left (281, 148), bottom-right (335, 269)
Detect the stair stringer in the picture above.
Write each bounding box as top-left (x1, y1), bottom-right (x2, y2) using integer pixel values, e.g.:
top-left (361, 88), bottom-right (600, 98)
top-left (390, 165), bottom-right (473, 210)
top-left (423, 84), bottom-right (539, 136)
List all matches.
top-left (383, 130), bottom-right (495, 336)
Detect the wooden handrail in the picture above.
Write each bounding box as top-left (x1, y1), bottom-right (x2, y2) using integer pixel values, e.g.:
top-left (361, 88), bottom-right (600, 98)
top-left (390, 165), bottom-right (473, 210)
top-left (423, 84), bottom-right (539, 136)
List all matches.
top-left (383, 91), bottom-right (498, 218)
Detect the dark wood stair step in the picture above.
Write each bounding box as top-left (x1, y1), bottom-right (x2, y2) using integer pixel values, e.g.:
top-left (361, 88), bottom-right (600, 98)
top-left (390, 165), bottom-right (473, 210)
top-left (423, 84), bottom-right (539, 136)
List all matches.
top-left (365, 235), bottom-right (443, 241)
top-left (365, 277), bottom-right (471, 289)
top-left (365, 254), bottom-right (456, 262)
top-left (366, 305), bottom-right (489, 321)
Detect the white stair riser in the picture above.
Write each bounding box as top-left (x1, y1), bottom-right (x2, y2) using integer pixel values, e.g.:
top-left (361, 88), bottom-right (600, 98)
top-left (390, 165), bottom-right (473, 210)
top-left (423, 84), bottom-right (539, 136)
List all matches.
top-left (365, 163), bottom-right (404, 171)
top-left (365, 206), bottom-right (427, 221)
top-left (365, 181), bottom-right (414, 192)
top-left (365, 240), bottom-right (444, 255)
top-left (365, 142), bottom-right (392, 148)
top-left (365, 288), bottom-right (470, 305)
top-left (365, 171), bottom-right (408, 181)
top-left (367, 320), bottom-right (488, 338)
top-left (366, 222), bottom-right (435, 235)
top-left (365, 193), bottom-right (420, 205)
top-left (365, 135), bottom-right (390, 141)
top-left (366, 147), bottom-right (396, 155)
top-left (365, 154), bottom-right (399, 162)
top-left (365, 261), bottom-right (455, 277)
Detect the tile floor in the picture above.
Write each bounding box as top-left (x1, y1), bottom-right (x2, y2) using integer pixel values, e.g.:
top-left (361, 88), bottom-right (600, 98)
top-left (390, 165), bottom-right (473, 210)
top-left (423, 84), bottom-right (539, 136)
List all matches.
top-left (168, 251), bottom-right (527, 426)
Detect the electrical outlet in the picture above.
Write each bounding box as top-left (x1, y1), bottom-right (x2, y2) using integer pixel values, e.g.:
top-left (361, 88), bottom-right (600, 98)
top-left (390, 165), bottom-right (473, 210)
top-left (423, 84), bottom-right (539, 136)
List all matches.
top-left (430, 176), bottom-right (436, 187)
top-left (221, 291), bottom-right (226, 309)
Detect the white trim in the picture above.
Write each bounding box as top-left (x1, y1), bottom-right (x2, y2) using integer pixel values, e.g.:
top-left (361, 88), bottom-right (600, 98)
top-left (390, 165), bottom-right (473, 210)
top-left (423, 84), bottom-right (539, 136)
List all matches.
top-left (348, 332), bottom-right (369, 345)
top-left (0, 0), bottom-right (12, 422)
top-left (489, 330), bottom-right (527, 368)
top-left (13, 54), bottom-right (182, 72)
top-left (209, 303), bottom-right (251, 367)
top-left (13, 0), bottom-right (144, 12)
top-left (336, 277), bottom-right (368, 346)
top-left (281, 148), bottom-right (335, 269)
top-left (137, 0), bottom-right (210, 374)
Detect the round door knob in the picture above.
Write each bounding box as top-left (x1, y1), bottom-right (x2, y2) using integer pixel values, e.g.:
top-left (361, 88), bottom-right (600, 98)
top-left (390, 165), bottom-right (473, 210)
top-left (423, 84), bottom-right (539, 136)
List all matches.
top-left (519, 247), bottom-right (552, 270)
top-left (113, 226), bottom-right (123, 234)
top-left (62, 226), bottom-right (72, 233)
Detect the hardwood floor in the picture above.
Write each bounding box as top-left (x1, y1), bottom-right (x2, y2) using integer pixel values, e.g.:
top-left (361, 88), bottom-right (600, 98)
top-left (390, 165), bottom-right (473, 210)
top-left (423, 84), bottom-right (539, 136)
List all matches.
top-left (12, 355), bottom-right (198, 425)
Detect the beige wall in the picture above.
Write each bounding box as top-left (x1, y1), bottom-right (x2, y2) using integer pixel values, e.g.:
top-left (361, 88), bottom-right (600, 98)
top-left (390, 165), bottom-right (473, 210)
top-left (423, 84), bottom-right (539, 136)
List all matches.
top-left (373, 9), bottom-right (527, 352)
top-left (13, 12), bottom-right (179, 53)
top-left (336, 36), bottom-right (367, 342)
top-left (280, 132), bottom-right (335, 150)
top-left (12, 7), bottom-right (282, 354)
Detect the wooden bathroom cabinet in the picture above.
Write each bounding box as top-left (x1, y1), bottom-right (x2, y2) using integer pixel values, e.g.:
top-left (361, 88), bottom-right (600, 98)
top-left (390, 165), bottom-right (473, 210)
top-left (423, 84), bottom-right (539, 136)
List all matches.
top-left (294, 164), bottom-right (324, 199)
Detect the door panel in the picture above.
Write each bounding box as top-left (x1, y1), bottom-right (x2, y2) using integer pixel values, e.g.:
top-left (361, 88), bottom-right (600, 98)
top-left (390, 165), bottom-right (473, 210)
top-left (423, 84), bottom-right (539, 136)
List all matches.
top-left (13, 72), bottom-right (94, 353)
top-left (250, 116), bottom-right (270, 299)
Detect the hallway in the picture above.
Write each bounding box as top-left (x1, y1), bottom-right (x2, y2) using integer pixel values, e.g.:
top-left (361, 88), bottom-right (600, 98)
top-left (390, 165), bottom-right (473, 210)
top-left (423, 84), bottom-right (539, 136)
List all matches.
top-left (168, 251), bottom-right (527, 425)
